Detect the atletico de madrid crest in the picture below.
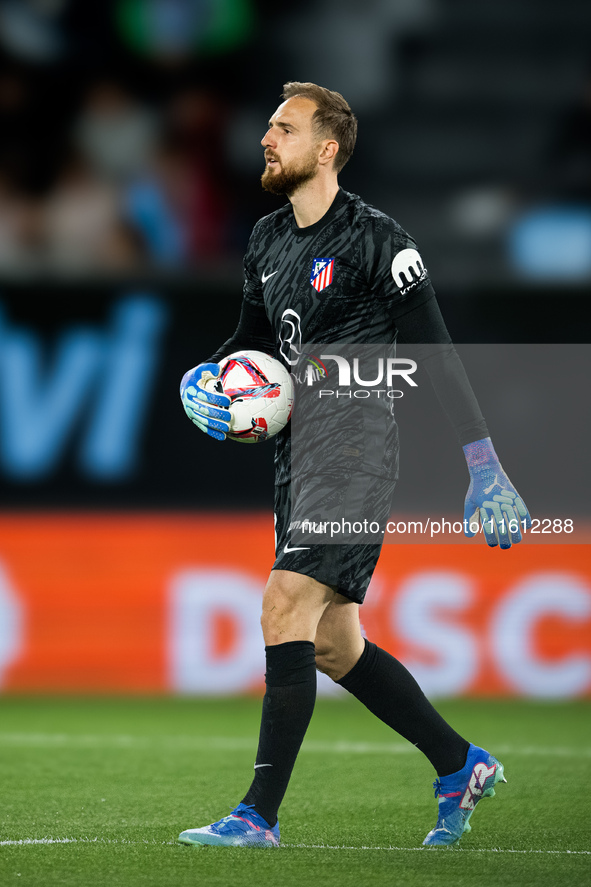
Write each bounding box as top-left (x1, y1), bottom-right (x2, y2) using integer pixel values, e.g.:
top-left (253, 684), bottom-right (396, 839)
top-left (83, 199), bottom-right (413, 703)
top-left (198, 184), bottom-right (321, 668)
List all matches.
top-left (310, 257), bottom-right (335, 292)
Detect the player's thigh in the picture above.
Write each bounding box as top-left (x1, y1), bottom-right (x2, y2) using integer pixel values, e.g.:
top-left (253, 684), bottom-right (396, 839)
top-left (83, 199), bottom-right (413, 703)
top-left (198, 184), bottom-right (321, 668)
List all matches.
top-left (261, 568), bottom-right (336, 644)
top-left (314, 594), bottom-right (364, 680)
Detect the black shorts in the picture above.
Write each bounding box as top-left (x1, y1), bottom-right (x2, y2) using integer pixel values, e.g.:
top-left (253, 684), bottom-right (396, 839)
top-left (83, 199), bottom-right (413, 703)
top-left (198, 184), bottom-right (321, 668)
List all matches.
top-left (271, 473), bottom-right (396, 604)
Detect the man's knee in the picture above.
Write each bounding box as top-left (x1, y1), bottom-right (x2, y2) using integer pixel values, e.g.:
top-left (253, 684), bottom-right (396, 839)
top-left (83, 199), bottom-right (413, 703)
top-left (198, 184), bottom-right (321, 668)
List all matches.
top-left (260, 570), bottom-right (333, 645)
top-left (261, 579), bottom-right (300, 638)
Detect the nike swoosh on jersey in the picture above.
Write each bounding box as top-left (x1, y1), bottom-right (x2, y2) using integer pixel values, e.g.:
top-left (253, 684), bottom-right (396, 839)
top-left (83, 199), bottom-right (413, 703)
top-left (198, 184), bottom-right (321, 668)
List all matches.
top-left (283, 543), bottom-right (310, 553)
top-left (262, 270), bottom-right (278, 283)
top-left (254, 763), bottom-right (273, 769)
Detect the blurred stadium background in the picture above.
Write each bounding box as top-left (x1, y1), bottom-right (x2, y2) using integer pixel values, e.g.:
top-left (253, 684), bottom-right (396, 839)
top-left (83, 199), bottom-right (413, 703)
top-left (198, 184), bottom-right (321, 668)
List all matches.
top-left (0, 0), bottom-right (590, 699)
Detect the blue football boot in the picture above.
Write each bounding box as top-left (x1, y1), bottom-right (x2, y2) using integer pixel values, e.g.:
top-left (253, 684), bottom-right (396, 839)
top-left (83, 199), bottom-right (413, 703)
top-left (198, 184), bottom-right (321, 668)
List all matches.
top-left (423, 743), bottom-right (506, 846)
top-left (178, 802), bottom-right (280, 848)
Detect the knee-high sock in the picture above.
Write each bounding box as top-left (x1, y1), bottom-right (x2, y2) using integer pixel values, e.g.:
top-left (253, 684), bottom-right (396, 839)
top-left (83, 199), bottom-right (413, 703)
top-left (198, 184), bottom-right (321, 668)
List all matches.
top-left (337, 639), bottom-right (469, 776)
top-left (241, 640), bottom-right (317, 826)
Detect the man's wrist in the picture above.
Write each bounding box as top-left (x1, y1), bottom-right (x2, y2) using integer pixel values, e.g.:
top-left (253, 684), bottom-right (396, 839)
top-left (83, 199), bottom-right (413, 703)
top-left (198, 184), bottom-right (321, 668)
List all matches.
top-left (463, 436), bottom-right (499, 468)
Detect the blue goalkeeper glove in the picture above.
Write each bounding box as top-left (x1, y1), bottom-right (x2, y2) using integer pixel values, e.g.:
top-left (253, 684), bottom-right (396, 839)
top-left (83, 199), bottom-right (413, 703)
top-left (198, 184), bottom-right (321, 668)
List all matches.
top-left (463, 437), bottom-right (531, 549)
top-left (180, 363), bottom-right (231, 441)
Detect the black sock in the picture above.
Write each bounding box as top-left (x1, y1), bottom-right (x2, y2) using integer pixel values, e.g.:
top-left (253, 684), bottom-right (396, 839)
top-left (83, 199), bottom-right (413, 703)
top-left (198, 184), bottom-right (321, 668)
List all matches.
top-left (241, 640), bottom-right (316, 826)
top-left (337, 640), bottom-right (469, 776)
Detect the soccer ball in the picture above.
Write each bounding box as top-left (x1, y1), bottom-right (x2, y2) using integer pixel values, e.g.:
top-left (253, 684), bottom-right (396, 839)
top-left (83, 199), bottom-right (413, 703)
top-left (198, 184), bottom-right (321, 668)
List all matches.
top-left (212, 351), bottom-right (294, 443)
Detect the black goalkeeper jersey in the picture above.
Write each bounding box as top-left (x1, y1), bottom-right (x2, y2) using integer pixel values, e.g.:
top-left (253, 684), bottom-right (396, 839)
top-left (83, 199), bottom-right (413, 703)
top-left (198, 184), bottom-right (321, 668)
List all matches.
top-left (211, 188), bottom-right (488, 485)
top-left (242, 188), bottom-right (433, 352)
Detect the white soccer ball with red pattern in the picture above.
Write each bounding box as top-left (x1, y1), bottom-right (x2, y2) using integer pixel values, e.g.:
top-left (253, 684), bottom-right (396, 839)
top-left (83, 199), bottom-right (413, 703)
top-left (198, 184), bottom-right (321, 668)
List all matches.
top-left (214, 351), bottom-right (294, 443)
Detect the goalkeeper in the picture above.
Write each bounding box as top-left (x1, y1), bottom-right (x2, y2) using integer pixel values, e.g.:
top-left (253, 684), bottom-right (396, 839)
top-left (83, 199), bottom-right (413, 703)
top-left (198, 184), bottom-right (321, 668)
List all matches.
top-left (178, 81), bottom-right (530, 849)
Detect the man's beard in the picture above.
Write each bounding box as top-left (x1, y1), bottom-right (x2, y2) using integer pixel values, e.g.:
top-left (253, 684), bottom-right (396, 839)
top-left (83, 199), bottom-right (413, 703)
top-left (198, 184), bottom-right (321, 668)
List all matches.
top-left (261, 151), bottom-right (318, 196)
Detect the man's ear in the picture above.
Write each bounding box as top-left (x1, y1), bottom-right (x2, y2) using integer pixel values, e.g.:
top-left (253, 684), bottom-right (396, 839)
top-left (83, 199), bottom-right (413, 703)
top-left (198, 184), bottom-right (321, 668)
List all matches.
top-left (319, 139), bottom-right (339, 167)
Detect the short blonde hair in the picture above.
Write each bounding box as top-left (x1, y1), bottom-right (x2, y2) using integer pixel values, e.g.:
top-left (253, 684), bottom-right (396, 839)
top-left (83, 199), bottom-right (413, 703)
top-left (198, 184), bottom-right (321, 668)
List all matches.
top-left (282, 81), bottom-right (357, 173)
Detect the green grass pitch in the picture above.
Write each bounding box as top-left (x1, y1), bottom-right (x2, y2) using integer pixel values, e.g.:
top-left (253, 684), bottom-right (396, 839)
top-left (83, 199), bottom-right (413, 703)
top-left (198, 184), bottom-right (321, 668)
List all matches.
top-left (0, 696), bottom-right (590, 886)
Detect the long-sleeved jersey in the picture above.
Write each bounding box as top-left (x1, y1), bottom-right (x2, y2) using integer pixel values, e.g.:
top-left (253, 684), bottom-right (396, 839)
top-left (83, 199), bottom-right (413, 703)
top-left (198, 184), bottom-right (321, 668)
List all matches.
top-left (211, 188), bottom-right (488, 484)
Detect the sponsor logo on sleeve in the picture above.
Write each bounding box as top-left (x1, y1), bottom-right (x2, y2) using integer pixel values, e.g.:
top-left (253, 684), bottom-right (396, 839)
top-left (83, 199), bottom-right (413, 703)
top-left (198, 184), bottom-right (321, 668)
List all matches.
top-left (391, 248), bottom-right (427, 294)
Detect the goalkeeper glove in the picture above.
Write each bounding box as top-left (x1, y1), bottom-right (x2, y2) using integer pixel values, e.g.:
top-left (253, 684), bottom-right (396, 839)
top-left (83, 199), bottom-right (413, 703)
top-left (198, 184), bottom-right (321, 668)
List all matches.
top-left (180, 363), bottom-right (231, 441)
top-left (463, 437), bottom-right (531, 549)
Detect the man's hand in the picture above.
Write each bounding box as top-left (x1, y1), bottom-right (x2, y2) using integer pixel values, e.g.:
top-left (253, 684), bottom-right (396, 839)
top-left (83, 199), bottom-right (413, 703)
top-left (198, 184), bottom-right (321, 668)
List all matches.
top-left (463, 438), bottom-right (531, 549)
top-left (180, 363), bottom-right (232, 441)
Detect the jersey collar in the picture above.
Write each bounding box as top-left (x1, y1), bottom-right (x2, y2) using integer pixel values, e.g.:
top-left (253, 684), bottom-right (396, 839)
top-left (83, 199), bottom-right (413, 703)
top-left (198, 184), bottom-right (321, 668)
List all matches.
top-left (290, 188), bottom-right (348, 237)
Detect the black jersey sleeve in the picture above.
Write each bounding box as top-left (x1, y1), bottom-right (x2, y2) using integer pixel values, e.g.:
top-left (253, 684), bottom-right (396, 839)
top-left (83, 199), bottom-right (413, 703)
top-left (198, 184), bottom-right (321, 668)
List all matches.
top-left (207, 298), bottom-right (274, 364)
top-left (364, 215), bottom-right (432, 305)
top-left (242, 220), bottom-right (266, 307)
top-left (394, 293), bottom-right (490, 446)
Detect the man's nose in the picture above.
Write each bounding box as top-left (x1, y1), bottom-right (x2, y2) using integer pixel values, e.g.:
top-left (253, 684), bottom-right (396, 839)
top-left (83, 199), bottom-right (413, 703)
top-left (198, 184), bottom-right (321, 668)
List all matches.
top-left (261, 128), bottom-right (275, 148)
